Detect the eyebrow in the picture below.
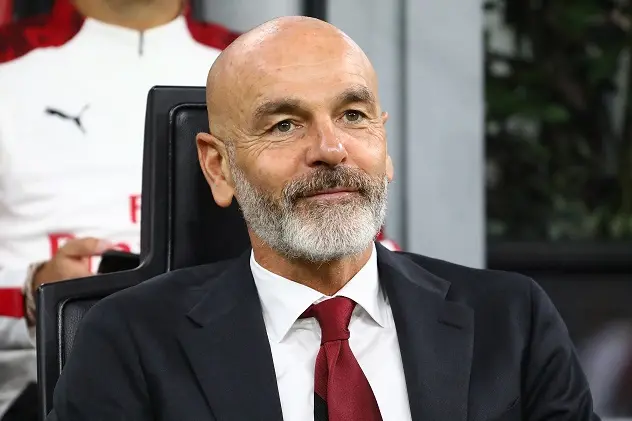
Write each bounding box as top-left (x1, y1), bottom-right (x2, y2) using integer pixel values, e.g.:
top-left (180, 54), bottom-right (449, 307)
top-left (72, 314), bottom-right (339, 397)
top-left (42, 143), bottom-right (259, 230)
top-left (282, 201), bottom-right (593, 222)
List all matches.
top-left (253, 98), bottom-right (305, 122)
top-left (251, 85), bottom-right (377, 122)
top-left (334, 85), bottom-right (377, 108)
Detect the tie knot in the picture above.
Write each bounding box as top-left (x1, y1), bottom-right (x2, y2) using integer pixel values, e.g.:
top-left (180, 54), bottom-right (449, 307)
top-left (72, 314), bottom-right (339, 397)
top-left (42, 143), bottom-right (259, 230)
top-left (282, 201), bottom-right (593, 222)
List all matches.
top-left (301, 296), bottom-right (356, 344)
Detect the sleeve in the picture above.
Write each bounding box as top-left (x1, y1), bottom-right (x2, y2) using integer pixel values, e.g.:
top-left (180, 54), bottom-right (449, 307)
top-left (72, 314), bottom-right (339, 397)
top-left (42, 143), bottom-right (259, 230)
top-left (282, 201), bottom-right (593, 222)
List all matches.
top-left (46, 298), bottom-right (152, 421)
top-left (523, 279), bottom-right (601, 421)
top-left (0, 97), bottom-right (37, 348)
top-left (0, 267), bottom-right (34, 349)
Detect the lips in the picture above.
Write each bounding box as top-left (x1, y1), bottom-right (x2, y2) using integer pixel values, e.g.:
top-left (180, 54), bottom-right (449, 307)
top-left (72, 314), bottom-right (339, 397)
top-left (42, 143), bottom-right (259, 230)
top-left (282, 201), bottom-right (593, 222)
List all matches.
top-left (299, 188), bottom-right (361, 203)
top-left (302, 187), bottom-right (358, 198)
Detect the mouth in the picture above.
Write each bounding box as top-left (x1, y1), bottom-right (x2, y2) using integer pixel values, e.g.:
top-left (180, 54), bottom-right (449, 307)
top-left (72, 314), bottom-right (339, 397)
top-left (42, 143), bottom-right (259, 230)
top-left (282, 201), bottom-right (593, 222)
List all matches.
top-left (301, 187), bottom-right (359, 200)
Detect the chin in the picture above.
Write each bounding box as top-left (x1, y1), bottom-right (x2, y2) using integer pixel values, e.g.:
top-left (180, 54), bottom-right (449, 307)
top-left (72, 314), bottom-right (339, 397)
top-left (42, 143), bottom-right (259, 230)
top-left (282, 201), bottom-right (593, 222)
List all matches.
top-left (277, 211), bottom-right (381, 263)
top-left (280, 241), bottom-right (372, 263)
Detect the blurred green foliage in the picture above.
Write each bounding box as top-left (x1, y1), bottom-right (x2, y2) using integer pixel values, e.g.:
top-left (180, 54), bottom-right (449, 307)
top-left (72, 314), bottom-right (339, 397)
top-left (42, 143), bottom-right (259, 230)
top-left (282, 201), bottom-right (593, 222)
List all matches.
top-left (485, 0), bottom-right (632, 241)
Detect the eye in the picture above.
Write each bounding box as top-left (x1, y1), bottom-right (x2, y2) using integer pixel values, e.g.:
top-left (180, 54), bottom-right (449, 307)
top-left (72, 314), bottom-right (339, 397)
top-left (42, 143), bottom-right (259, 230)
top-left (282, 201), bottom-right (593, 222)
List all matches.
top-left (343, 110), bottom-right (365, 123)
top-left (273, 120), bottom-right (295, 133)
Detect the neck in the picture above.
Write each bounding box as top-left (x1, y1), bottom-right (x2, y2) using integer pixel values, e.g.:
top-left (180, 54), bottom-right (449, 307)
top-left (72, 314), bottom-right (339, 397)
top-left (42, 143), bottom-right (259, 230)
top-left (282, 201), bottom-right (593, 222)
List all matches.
top-left (251, 235), bottom-right (374, 296)
top-left (72, 0), bottom-right (182, 31)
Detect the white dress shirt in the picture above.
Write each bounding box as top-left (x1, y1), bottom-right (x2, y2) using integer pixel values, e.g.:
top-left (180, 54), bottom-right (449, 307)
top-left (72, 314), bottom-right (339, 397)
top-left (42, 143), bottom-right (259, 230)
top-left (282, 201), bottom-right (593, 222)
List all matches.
top-left (250, 245), bottom-right (413, 421)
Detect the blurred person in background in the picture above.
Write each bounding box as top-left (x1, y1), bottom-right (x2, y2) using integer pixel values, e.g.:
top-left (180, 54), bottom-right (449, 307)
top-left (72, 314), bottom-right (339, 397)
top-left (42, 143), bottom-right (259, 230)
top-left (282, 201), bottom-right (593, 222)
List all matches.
top-left (0, 0), bottom-right (239, 419)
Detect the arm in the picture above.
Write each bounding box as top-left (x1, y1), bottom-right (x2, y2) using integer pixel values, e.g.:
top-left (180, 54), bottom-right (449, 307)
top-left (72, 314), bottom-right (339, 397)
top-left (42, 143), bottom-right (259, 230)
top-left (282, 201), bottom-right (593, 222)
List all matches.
top-left (0, 103), bottom-right (36, 349)
top-left (46, 297), bottom-right (152, 421)
top-left (0, 237), bottom-right (114, 348)
top-left (523, 279), bottom-right (601, 421)
top-left (0, 266), bottom-right (36, 349)
top-left (0, 268), bottom-right (37, 419)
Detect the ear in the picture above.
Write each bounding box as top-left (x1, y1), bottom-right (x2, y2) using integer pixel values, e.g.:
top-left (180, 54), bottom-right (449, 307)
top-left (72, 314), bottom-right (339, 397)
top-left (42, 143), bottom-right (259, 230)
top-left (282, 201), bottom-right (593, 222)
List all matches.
top-left (386, 154), bottom-right (394, 182)
top-left (196, 132), bottom-right (235, 208)
top-left (381, 111), bottom-right (389, 125)
top-left (381, 112), bottom-right (394, 182)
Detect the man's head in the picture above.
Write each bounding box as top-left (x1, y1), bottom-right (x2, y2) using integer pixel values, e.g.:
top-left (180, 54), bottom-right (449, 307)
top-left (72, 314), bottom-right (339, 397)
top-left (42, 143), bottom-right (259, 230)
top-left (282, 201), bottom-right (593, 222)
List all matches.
top-left (197, 16), bottom-right (393, 263)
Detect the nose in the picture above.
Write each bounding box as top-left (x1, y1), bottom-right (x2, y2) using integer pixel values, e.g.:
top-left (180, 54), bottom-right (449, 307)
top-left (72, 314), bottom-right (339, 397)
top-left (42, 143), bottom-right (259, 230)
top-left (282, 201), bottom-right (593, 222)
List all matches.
top-left (305, 120), bottom-right (348, 168)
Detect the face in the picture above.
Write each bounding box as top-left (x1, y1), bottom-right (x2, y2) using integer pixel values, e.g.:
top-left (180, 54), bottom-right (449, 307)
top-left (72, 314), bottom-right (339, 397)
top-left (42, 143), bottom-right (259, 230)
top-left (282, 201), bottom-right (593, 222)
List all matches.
top-left (200, 34), bottom-right (393, 262)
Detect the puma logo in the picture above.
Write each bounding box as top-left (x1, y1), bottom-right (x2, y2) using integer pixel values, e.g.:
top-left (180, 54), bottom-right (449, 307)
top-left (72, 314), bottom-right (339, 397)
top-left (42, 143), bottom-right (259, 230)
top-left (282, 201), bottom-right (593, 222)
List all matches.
top-left (45, 105), bottom-right (90, 133)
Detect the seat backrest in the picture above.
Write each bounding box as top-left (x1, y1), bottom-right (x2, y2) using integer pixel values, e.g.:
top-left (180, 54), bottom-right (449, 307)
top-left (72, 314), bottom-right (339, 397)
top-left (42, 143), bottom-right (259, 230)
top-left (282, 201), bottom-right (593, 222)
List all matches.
top-left (37, 86), bottom-right (251, 419)
top-left (169, 98), bottom-right (251, 269)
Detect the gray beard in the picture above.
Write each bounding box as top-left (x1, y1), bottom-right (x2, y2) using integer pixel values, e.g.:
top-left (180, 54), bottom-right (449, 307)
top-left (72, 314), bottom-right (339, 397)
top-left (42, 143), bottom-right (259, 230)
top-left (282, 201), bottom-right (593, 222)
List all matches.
top-left (229, 159), bottom-right (388, 263)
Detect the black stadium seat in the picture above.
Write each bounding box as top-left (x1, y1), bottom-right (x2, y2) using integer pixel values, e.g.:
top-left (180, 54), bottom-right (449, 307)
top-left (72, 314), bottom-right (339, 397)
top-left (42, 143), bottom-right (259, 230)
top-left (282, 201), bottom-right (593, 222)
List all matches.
top-left (36, 86), bottom-right (251, 420)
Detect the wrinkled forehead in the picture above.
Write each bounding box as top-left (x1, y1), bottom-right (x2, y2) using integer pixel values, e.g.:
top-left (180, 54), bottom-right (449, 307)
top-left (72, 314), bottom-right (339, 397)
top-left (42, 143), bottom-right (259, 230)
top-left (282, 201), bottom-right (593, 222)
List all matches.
top-left (232, 38), bottom-right (378, 115)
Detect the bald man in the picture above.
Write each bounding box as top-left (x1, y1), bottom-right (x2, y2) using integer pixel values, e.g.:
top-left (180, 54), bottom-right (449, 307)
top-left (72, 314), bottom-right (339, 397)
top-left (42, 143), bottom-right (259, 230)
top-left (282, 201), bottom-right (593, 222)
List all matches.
top-left (47, 17), bottom-right (599, 421)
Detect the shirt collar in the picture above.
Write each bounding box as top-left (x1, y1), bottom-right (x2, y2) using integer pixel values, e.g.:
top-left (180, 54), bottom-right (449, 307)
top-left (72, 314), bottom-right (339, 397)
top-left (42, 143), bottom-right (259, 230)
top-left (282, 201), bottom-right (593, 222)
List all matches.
top-left (250, 244), bottom-right (388, 343)
top-left (74, 15), bottom-right (190, 53)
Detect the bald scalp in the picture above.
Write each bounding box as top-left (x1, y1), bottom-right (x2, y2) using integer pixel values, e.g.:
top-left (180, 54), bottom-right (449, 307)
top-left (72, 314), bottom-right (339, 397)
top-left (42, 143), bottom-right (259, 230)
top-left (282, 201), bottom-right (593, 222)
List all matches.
top-left (204, 16), bottom-right (377, 141)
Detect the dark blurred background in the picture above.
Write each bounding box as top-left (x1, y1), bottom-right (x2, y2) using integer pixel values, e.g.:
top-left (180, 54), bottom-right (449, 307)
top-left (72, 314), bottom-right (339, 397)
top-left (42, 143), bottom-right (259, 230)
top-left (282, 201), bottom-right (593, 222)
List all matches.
top-left (485, 1), bottom-right (632, 416)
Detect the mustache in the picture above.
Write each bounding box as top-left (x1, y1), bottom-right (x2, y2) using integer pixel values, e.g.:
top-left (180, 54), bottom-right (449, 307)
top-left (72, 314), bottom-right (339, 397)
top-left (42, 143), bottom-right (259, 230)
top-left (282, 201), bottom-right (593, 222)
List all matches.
top-left (282, 167), bottom-right (378, 203)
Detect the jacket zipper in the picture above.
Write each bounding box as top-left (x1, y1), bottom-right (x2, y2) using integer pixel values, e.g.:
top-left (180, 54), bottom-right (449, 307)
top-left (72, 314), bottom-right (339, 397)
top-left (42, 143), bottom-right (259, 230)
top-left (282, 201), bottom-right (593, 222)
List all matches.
top-left (138, 32), bottom-right (145, 56)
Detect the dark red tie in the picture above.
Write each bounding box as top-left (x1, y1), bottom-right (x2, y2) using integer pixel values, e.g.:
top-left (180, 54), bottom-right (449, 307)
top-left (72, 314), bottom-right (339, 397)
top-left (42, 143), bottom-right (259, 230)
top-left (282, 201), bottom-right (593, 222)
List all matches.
top-left (302, 297), bottom-right (383, 421)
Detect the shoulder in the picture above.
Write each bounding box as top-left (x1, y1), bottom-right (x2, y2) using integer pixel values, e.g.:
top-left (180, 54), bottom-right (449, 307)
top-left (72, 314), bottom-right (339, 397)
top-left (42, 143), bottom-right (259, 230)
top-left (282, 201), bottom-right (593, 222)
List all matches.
top-left (85, 259), bottom-right (235, 325)
top-left (398, 251), bottom-right (534, 291)
top-left (184, 13), bottom-right (240, 51)
top-left (390, 251), bottom-right (557, 353)
top-left (0, 5), bottom-right (83, 65)
top-left (392, 251), bottom-right (539, 313)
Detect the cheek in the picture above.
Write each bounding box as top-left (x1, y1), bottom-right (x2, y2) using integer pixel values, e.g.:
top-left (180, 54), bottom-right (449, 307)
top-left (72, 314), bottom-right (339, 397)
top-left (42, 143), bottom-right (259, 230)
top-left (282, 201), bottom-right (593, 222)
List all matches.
top-left (343, 129), bottom-right (387, 173)
top-left (247, 150), bottom-right (304, 193)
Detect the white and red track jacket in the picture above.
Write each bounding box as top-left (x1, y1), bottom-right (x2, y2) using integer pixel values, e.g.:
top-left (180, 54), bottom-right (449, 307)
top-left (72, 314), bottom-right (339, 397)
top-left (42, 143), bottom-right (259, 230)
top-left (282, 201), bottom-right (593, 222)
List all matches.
top-left (0, 0), bottom-right (238, 414)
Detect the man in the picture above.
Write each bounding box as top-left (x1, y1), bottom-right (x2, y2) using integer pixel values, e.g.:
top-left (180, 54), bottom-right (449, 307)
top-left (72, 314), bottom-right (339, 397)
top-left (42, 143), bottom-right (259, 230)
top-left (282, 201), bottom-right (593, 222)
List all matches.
top-left (47, 16), bottom-right (600, 421)
top-left (0, 0), bottom-right (239, 418)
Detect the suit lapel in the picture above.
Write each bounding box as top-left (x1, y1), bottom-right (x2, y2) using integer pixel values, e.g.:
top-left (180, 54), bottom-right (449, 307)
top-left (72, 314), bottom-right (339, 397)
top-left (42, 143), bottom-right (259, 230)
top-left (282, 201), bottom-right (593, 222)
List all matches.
top-left (377, 245), bottom-right (474, 421)
top-left (177, 254), bottom-right (283, 421)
